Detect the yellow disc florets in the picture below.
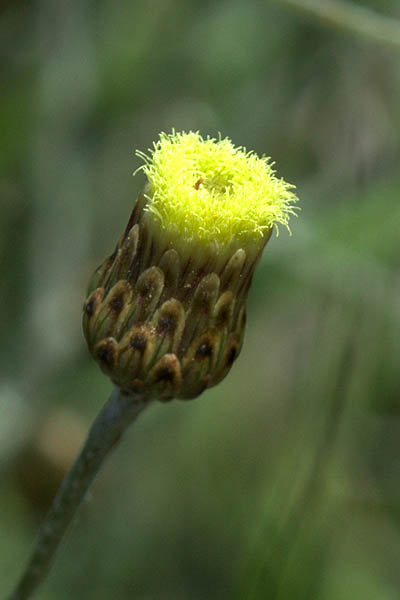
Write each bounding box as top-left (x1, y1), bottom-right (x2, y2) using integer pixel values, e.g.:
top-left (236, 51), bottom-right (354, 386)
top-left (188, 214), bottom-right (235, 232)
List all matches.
top-left (135, 131), bottom-right (297, 247)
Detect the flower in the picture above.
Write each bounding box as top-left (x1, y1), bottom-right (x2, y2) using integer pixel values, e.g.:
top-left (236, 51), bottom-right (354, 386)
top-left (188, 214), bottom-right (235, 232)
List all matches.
top-left (83, 131), bottom-right (297, 401)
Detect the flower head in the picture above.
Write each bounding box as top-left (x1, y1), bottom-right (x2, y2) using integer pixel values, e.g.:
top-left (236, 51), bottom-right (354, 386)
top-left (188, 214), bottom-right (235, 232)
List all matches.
top-left (136, 130), bottom-right (296, 249)
top-left (83, 131), bottom-right (297, 401)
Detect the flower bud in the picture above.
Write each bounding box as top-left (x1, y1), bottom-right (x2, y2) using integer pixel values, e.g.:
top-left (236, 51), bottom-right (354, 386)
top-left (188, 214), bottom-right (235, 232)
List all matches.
top-left (83, 132), bottom-right (297, 401)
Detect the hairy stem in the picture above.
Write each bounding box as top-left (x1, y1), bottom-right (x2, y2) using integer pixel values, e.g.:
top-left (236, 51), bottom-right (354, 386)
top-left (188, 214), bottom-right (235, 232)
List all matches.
top-left (277, 0), bottom-right (400, 50)
top-left (9, 387), bottom-right (149, 600)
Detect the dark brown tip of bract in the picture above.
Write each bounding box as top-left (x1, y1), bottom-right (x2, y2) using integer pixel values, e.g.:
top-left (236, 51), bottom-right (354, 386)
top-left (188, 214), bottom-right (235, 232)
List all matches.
top-left (95, 338), bottom-right (117, 371)
top-left (130, 333), bottom-right (147, 353)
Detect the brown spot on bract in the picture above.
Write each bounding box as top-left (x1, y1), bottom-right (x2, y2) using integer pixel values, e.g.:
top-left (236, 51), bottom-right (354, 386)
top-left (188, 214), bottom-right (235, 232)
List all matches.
top-left (84, 299), bottom-right (95, 316)
top-left (216, 305), bottom-right (230, 325)
top-left (139, 282), bottom-right (152, 297)
top-left (195, 341), bottom-right (213, 359)
top-left (226, 345), bottom-right (238, 367)
top-left (155, 365), bottom-right (175, 383)
top-left (109, 295), bottom-right (123, 312)
top-left (97, 344), bottom-right (114, 367)
top-left (157, 314), bottom-right (175, 334)
top-left (130, 334), bottom-right (147, 353)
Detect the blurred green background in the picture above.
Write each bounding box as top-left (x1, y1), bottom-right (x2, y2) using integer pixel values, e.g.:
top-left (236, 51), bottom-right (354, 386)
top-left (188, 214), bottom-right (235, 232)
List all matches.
top-left (1, 0), bottom-right (400, 598)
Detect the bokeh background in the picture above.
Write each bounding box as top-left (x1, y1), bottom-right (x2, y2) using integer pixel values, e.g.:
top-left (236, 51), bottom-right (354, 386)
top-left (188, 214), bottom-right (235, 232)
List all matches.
top-left (1, 1), bottom-right (400, 598)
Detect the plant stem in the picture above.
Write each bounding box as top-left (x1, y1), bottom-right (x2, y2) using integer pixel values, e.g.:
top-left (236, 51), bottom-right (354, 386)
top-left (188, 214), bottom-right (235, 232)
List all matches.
top-left (8, 387), bottom-right (149, 600)
top-left (277, 0), bottom-right (400, 50)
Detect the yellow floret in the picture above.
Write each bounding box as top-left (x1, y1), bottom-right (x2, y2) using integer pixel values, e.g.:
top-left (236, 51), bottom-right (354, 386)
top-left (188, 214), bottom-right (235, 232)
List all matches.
top-left (135, 131), bottom-right (297, 246)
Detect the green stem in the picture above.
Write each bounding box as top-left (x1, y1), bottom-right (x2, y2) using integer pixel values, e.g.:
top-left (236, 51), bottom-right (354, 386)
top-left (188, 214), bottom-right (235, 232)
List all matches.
top-left (277, 0), bottom-right (400, 50)
top-left (9, 387), bottom-right (148, 600)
